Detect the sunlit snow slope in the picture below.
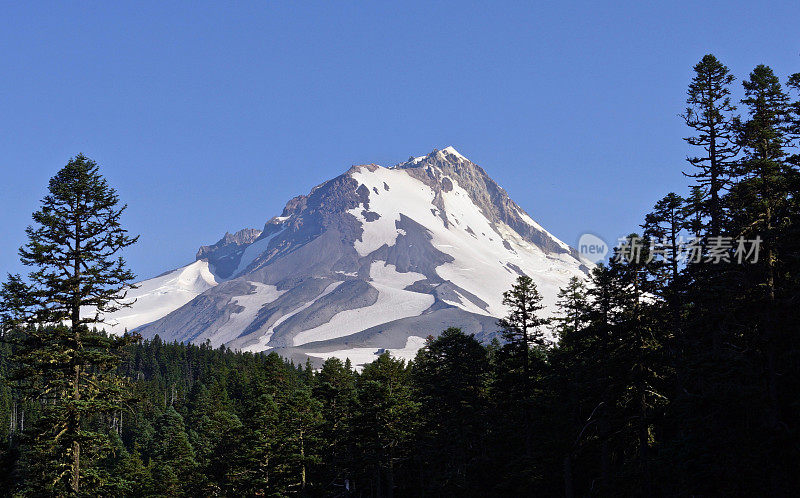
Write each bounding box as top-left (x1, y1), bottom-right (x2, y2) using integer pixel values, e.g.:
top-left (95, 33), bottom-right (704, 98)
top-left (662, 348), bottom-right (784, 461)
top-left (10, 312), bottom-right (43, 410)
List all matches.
top-left (101, 260), bottom-right (217, 333)
top-left (116, 147), bottom-right (588, 367)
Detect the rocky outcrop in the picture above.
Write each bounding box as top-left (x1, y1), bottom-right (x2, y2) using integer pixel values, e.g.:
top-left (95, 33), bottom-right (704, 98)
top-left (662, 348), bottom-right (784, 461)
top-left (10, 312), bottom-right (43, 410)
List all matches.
top-left (130, 147), bottom-right (589, 363)
top-left (196, 228), bottom-right (262, 278)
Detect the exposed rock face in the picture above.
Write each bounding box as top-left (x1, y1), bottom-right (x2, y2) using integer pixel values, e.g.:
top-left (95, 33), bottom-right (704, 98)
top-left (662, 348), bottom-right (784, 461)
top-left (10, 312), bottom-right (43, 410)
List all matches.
top-left (107, 147), bottom-right (589, 368)
top-left (398, 148), bottom-right (577, 257)
top-left (196, 228), bottom-right (262, 278)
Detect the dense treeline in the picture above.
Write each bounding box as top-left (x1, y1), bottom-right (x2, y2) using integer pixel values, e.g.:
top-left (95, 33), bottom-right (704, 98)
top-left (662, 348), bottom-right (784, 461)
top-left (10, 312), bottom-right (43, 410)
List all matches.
top-left (1, 54), bottom-right (799, 496)
top-left (0, 329), bottom-right (562, 496)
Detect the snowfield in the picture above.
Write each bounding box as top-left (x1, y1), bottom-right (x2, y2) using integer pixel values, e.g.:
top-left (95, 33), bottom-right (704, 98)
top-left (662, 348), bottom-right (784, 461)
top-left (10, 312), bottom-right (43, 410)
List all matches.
top-left (292, 262), bottom-right (434, 346)
top-left (348, 162), bottom-right (584, 318)
top-left (98, 260), bottom-right (218, 333)
top-left (307, 335), bottom-right (428, 371)
top-left (117, 147), bottom-right (588, 366)
top-left (240, 280), bottom-right (344, 352)
top-left (205, 282), bottom-right (285, 348)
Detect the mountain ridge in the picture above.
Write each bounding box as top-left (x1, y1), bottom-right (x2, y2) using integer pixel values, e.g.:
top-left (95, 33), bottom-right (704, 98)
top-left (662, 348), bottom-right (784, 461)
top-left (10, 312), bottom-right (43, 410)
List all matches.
top-left (101, 147), bottom-right (588, 367)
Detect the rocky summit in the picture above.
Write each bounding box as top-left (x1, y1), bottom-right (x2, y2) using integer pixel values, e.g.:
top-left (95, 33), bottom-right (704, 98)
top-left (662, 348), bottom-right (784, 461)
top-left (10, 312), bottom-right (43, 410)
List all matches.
top-left (102, 147), bottom-right (589, 367)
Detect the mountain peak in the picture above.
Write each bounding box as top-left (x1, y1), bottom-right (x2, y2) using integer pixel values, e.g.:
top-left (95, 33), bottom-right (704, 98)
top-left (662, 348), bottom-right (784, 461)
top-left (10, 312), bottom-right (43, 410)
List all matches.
top-left (397, 146), bottom-right (471, 169)
top-left (195, 228), bottom-right (262, 278)
top-left (107, 147), bottom-right (587, 367)
top-left (440, 146), bottom-right (468, 162)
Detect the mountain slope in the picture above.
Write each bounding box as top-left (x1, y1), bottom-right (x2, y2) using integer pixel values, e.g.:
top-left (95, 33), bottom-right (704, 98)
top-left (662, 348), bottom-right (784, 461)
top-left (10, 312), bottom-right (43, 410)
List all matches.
top-left (103, 147), bottom-right (588, 366)
top-left (100, 260), bottom-right (218, 333)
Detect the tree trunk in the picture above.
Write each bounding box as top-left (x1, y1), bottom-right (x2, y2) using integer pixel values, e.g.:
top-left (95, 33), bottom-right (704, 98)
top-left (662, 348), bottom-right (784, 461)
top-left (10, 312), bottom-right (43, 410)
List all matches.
top-left (563, 454), bottom-right (574, 498)
top-left (522, 313), bottom-right (533, 458)
top-left (374, 462), bottom-right (382, 498)
top-left (634, 275), bottom-right (652, 495)
top-left (599, 297), bottom-right (612, 493)
top-left (70, 193), bottom-right (83, 495)
top-left (600, 435), bottom-right (611, 492)
top-left (387, 449), bottom-right (394, 498)
top-left (300, 429), bottom-right (306, 492)
top-left (9, 400), bottom-right (15, 436)
top-left (760, 146), bottom-right (787, 494)
top-left (638, 381), bottom-right (651, 495)
top-left (71, 364), bottom-right (81, 494)
top-left (709, 127), bottom-right (720, 237)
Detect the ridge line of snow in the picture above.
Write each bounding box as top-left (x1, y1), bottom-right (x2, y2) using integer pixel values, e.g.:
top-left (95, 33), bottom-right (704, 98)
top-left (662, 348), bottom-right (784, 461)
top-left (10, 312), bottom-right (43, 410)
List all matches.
top-left (240, 280), bottom-right (344, 352)
top-left (232, 227), bottom-right (286, 278)
top-left (97, 260), bottom-right (218, 334)
top-left (441, 146), bottom-right (467, 162)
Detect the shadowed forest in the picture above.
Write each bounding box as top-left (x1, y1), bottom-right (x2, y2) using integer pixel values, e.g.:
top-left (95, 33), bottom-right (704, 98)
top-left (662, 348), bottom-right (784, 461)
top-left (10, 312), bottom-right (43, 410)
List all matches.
top-left (1, 55), bottom-right (799, 496)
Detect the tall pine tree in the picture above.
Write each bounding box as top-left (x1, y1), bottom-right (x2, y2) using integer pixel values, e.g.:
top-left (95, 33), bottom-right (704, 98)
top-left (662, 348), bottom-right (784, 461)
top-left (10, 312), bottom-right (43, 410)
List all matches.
top-left (0, 154), bottom-right (138, 494)
top-left (727, 64), bottom-right (796, 494)
top-left (496, 275), bottom-right (549, 459)
top-left (682, 54), bottom-right (738, 236)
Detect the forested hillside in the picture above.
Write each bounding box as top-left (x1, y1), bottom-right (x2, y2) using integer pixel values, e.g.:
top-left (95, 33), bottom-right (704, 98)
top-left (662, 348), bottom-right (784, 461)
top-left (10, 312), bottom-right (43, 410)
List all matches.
top-left (1, 55), bottom-right (799, 496)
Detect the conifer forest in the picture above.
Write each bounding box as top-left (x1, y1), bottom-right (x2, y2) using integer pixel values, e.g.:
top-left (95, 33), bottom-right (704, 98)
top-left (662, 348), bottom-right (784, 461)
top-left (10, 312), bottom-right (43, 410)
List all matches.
top-left (2, 55), bottom-right (800, 496)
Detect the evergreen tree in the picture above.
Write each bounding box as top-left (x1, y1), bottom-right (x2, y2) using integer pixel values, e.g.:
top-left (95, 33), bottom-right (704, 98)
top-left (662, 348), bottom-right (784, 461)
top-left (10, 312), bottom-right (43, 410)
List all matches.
top-left (238, 384), bottom-right (280, 496)
top-left (0, 154), bottom-right (138, 494)
top-left (150, 406), bottom-right (198, 496)
top-left (682, 54), bottom-right (739, 236)
top-left (313, 357), bottom-right (357, 493)
top-left (731, 64), bottom-right (794, 301)
top-left (642, 193), bottom-right (686, 284)
top-left (572, 262), bottom-right (624, 493)
top-left (642, 194), bottom-right (687, 397)
top-left (411, 328), bottom-right (490, 493)
top-left (788, 71), bottom-right (800, 164)
top-left (275, 383), bottom-right (322, 494)
top-left (353, 354), bottom-right (418, 498)
top-left (551, 276), bottom-right (589, 339)
top-left (726, 64), bottom-right (797, 494)
top-left (496, 275), bottom-right (548, 458)
top-left (609, 236), bottom-right (665, 495)
top-left (112, 448), bottom-right (152, 497)
top-left (549, 278), bottom-right (594, 497)
top-left (203, 410), bottom-right (245, 495)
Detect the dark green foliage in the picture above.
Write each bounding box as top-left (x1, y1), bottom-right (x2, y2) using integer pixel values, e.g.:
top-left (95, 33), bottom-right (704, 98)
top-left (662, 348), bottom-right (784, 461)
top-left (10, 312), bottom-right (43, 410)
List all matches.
top-left (352, 353), bottom-right (418, 497)
top-left (2, 57), bottom-right (800, 496)
top-left (682, 54), bottom-right (738, 236)
top-left (411, 329), bottom-right (490, 494)
top-left (494, 276), bottom-right (548, 458)
top-left (150, 407), bottom-right (197, 495)
top-left (313, 357), bottom-right (357, 491)
top-left (642, 193), bottom-right (686, 284)
top-left (1, 154), bottom-right (139, 495)
top-left (497, 275), bottom-right (548, 350)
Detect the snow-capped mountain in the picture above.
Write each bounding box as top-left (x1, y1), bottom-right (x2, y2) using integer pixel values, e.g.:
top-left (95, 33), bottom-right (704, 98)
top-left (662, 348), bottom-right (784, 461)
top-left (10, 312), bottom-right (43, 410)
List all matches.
top-left (103, 147), bottom-right (589, 367)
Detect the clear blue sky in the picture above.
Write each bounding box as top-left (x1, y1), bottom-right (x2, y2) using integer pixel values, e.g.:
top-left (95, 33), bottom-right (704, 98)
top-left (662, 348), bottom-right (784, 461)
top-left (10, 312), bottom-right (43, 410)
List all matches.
top-left (1, 1), bottom-right (798, 280)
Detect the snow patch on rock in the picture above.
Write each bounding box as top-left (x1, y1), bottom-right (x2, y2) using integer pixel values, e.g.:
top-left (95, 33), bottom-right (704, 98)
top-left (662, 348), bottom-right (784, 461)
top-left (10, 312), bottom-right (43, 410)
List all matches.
top-left (241, 281), bottom-right (344, 352)
top-left (100, 260), bottom-right (218, 333)
top-left (292, 262), bottom-right (433, 346)
top-left (307, 335), bottom-right (428, 371)
top-left (208, 282), bottom-right (286, 348)
top-left (232, 228), bottom-right (286, 277)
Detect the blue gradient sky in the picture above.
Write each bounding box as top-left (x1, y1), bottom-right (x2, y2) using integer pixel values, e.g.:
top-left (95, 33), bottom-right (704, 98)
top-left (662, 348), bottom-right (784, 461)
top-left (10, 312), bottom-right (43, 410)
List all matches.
top-left (1, 1), bottom-right (798, 280)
